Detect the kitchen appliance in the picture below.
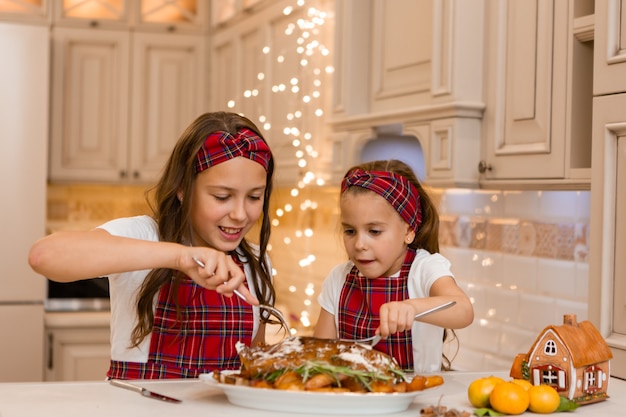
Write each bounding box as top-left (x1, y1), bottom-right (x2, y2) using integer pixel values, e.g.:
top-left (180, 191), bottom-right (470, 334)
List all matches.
top-left (46, 277), bottom-right (111, 312)
top-left (0, 22), bottom-right (49, 382)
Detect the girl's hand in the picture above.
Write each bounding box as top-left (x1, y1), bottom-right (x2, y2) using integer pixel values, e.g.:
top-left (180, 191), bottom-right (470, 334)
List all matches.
top-left (377, 301), bottom-right (418, 337)
top-left (183, 248), bottom-right (259, 305)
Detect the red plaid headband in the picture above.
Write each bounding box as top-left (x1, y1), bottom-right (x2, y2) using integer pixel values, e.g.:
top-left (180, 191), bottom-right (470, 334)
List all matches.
top-left (195, 128), bottom-right (272, 173)
top-left (341, 169), bottom-right (422, 231)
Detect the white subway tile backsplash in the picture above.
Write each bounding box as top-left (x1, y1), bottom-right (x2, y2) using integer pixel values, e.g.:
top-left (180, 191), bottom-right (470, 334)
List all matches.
top-left (554, 299), bottom-right (588, 322)
top-left (575, 191), bottom-right (591, 221)
top-left (440, 189), bottom-right (476, 215)
top-left (501, 255), bottom-right (538, 292)
top-left (536, 259), bottom-right (577, 299)
top-left (539, 191), bottom-right (579, 221)
top-left (516, 294), bottom-right (557, 332)
top-left (575, 262), bottom-right (589, 302)
top-left (437, 188), bottom-right (589, 372)
top-left (498, 326), bottom-right (536, 358)
top-left (503, 191), bottom-right (540, 220)
top-left (484, 286), bottom-right (520, 325)
top-left (465, 319), bottom-right (502, 354)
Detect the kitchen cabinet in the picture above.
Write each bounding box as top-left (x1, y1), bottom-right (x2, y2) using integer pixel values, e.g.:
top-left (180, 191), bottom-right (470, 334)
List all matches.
top-left (0, 0), bottom-right (48, 23)
top-left (52, 0), bottom-right (206, 33)
top-left (479, 0), bottom-right (592, 188)
top-left (589, 94), bottom-right (626, 380)
top-left (589, 0), bottom-right (626, 380)
top-left (49, 26), bottom-right (206, 183)
top-left (210, 0), bottom-right (333, 187)
top-left (329, 0), bottom-right (485, 188)
top-left (593, 0), bottom-right (626, 95)
top-left (211, 0), bottom-right (264, 26)
top-left (49, 0), bottom-right (207, 184)
top-left (45, 312), bottom-right (111, 381)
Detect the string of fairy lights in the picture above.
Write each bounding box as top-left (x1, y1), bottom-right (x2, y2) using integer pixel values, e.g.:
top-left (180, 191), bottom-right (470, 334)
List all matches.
top-left (224, 0), bottom-right (333, 333)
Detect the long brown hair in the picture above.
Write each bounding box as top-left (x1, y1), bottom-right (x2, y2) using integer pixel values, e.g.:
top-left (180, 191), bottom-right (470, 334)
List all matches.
top-left (130, 111), bottom-right (275, 347)
top-left (341, 159), bottom-right (456, 370)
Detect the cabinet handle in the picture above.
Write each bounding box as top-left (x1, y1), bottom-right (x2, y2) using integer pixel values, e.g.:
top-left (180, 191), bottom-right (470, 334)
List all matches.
top-left (478, 160), bottom-right (492, 174)
top-left (119, 170), bottom-right (127, 178)
top-left (47, 333), bottom-right (54, 370)
top-left (133, 171), bottom-right (140, 179)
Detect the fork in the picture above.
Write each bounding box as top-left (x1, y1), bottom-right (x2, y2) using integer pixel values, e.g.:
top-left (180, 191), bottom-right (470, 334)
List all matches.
top-left (339, 300), bottom-right (457, 347)
top-left (192, 257), bottom-right (291, 333)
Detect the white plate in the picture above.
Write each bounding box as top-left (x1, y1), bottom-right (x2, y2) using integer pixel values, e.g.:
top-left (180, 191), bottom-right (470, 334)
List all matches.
top-left (199, 372), bottom-right (438, 415)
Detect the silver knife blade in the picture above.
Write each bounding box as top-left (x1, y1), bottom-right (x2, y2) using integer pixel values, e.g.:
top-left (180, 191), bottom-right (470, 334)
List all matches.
top-left (110, 379), bottom-right (182, 403)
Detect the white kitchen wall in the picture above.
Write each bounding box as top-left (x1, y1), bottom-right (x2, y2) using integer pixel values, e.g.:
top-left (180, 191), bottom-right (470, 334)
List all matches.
top-left (438, 190), bottom-right (590, 371)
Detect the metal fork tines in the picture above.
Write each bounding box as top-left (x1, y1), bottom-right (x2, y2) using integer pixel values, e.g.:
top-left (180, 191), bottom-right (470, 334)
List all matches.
top-left (192, 257), bottom-right (291, 333)
top-left (339, 335), bottom-right (382, 347)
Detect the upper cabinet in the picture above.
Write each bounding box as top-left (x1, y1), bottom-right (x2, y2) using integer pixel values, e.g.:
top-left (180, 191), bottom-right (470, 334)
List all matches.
top-left (330, 0), bottom-right (486, 188)
top-left (594, 0), bottom-right (626, 95)
top-left (479, 0), bottom-right (593, 189)
top-left (590, 0), bottom-right (626, 380)
top-left (208, 0), bottom-right (334, 187)
top-left (53, 0), bottom-right (207, 33)
top-left (0, 0), bottom-right (49, 24)
top-left (48, 0), bottom-right (207, 184)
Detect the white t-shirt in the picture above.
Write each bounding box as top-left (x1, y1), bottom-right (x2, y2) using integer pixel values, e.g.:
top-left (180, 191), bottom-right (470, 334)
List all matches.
top-left (98, 215), bottom-right (263, 363)
top-left (317, 249), bottom-right (454, 373)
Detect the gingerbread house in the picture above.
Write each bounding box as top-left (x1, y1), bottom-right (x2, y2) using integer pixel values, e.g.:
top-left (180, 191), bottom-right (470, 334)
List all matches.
top-left (510, 314), bottom-right (612, 405)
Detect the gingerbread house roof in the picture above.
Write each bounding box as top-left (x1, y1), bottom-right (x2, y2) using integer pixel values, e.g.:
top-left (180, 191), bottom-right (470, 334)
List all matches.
top-left (529, 314), bottom-right (613, 368)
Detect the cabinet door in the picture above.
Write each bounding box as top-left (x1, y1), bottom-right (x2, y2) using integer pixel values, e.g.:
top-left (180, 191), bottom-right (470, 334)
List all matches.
top-left (50, 28), bottom-right (131, 182)
top-left (128, 33), bottom-right (205, 182)
top-left (589, 93), bottom-right (626, 379)
top-left (45, 327), bottom-right (111, 381)
top-left (482, 0), bottom-right (568, 180)
top-left (594, 0), bottom-right (626, 95)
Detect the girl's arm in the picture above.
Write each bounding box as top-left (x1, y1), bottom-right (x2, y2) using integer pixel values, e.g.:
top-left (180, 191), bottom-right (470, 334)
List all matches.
top-left (28, 228), bottom-right (258, 303)
top-left (313, 308), bottom-right (338, 339)
top-left (378, 276), bottom-right (474, 336)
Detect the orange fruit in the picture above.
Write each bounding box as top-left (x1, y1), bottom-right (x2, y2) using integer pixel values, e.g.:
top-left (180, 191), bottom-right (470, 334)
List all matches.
top-left (467, 376), bottom-right (505, 408)
top-left (528, 385), bottom-right (561, 414)
top-left (489, 381), bottom-right (530, 415)
top-left (511, 378), bottom-right (532, 391)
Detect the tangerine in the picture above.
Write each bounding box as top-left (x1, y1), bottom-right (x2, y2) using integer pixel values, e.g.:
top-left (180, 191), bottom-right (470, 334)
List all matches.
top-left (511, 378), bottom-right (532, 391)
top-left (467, 376), bottom-right (505, 408)
top-left (489, 381), bottom-right (530, 415)
top-left (528, 384), bottom-right (561, 414)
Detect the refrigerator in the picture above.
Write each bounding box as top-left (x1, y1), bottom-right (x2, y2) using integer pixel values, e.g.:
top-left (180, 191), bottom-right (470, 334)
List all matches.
top-left (0, 22), bottom-right (49, 382)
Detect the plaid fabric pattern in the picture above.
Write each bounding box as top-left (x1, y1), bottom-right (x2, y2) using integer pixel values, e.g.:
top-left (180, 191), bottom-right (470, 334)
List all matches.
top-left (337, 249), bottom-right (417, 371)
top-left (195, 128), bottom-right (272, 173)
top-left (341, 169), bottom-right (422, 231)
top-left (107, 258), bottom-right (254, 380)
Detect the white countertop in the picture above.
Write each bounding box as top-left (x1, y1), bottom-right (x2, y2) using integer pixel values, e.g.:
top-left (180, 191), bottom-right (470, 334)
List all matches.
top-left (0, 371), bottom-right (624, 417)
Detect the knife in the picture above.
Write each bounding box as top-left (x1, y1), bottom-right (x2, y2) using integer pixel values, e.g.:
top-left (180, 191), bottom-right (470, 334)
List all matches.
top-left (109, 379), bottom-right (182, 403)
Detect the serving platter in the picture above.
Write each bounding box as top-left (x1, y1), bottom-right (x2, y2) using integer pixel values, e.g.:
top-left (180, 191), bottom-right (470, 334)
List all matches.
top-left (199, 372), bottom-right (438, 415)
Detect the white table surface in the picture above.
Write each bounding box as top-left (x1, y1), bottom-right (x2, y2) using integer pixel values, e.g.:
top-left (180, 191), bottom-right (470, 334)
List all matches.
top-left (0, 371), bottom-right (624, 417)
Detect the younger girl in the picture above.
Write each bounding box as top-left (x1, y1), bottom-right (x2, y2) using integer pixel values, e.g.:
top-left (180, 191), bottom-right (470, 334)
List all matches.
top-left (314, 159), bottom-right (474, 372)
top-left (29, 111), bottom-right (276, 379)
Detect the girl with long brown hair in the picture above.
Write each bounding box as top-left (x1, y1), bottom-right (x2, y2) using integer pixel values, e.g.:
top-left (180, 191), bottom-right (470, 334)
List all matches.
top-left (29, 111), bottom-right (276, 379)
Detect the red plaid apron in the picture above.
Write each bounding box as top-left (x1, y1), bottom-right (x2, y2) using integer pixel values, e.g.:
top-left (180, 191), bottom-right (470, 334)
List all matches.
top-left (338, 249), bottom-right (416, 370)
top-left (108, 260), bottom-right (254, 379)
